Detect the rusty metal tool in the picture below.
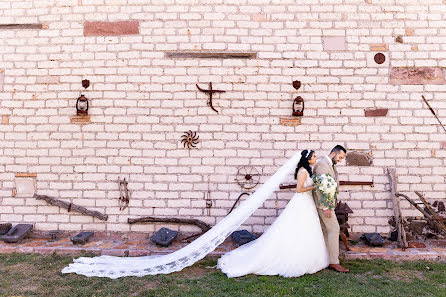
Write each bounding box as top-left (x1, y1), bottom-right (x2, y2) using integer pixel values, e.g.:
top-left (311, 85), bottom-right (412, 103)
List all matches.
top-left (196, 82), bottom-right (225, 113)
top-left (422, 95), bottom-right (446, 133)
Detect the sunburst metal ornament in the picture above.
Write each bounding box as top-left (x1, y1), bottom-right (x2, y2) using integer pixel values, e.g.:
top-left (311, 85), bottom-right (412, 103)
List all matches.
top-left (181, 130), bottom-right (199, 149)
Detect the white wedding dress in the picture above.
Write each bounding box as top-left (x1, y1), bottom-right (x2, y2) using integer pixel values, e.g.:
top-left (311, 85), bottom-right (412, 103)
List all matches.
top-left (217, 171), bottom-right (329, 278)
top-left (62, 151), bottom-right (326, 279)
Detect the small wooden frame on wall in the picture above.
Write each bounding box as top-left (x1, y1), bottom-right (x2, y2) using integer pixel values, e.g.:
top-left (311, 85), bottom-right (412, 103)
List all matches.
top-left (279, 116), bottom-right (302, 126)
top-left (70, 114), bottom-right (91, 124)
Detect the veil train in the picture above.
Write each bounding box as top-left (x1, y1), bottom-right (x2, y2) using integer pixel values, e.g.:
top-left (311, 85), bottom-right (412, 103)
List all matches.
top-left (62, 151), bottom-right (302, 278)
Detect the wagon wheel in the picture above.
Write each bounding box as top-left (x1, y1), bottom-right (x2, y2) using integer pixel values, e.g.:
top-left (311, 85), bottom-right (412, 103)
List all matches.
top-left (235, 166), bottom-right (261, 190)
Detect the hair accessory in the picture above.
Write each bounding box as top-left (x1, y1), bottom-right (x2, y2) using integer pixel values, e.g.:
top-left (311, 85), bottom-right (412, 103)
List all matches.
top-left (305, 150), bottom-right (312, 159)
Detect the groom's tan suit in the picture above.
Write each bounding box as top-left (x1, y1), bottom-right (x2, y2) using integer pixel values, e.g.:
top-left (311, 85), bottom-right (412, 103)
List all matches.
top-left (312, 156), bottom-right (340, 265)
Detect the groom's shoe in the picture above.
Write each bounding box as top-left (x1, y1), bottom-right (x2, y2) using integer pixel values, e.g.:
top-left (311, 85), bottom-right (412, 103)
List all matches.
top-left (328, 264), bottom-right (350, 273)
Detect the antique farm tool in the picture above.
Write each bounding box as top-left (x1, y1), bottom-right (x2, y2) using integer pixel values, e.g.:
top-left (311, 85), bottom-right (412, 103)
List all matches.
top-left (228, 192), bottom-right (250, 215)
top-left (150, 227), bottom-right (178, 247)
top-left (48, 230), bottom-right (62, 242)
top-left (395, 193), bottom-right (446, 235)
top-left (118, 177), bottom-right (130, 211)
top-left (231, 230), bottom-right (257, 247)
top-left (335, 201), bottom-right (353, 251)
top-left (128, 216), bottom-right (211, 233)
top-left (386, 168), bottom-right (408, 250)
top-left (34, 194), bottom-right (108, 221)
top-left (181, 130), bottom-right (199, 149)
top-left (361, 233), bottom-right (384, 247)
top-left (129, 216), bottom-right (212, 243)
top-left (1, 224), bottom-right (33, 243)
top-left (415, 191), bottom-right (446, 234)
top-left (235, 166), bottom-right (260, 190)
top-left (71, 232), bottom-right (94, 245)
top-left (422, 95), bottom-right (446, 133)
top-left (196, 82), bottom-right (225, 113)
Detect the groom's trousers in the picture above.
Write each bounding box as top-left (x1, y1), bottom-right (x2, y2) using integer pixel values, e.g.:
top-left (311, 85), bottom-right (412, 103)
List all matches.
top-left (317, 209), bottom-right (340, 264)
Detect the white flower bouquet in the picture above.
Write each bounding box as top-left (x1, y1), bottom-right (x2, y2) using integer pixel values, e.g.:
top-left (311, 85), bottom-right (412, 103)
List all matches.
top-left (313, 173), bottom-right (338, 210)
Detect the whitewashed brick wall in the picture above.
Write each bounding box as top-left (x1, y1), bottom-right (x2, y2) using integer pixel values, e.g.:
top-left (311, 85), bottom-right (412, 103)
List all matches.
top-left (1, 0), bottom-right (446, 235)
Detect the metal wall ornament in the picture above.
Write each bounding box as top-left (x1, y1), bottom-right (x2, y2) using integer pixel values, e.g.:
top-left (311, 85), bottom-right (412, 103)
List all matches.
top-left (374, 53), bottom-right (386, 64)
top-left (228, 192), bottom-right (250, 215)
top-left (235, 166), bottom-right (260, 190)
top-left (292, 80), bottom-right (304, 116)
top-left (76, 79), bottom-right (90, 115)
top-left (118, 177), bottom-right (130, 211)
top-left (196, 82), bottom-right (225, 113)
top-left (181, 130), bottom-right (199, 149)
top-left (205, 185), bottom-right (213, 216)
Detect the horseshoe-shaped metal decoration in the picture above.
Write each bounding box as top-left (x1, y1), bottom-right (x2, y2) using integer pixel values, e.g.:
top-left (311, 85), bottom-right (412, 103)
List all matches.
top-left (196, 82), bottom-right (225, 113)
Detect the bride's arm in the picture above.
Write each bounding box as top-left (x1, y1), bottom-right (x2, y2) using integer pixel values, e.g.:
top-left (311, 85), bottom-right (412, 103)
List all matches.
top-left (296, 170), bottom-right (316, 193)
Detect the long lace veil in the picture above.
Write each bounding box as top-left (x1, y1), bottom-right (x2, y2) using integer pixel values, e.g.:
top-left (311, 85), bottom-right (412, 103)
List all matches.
top-left (62, 151), bottom-right (301, 278)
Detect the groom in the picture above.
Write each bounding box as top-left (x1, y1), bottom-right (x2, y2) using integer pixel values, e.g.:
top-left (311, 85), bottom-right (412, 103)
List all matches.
top-left (312, 145), bottom-right (349, 273)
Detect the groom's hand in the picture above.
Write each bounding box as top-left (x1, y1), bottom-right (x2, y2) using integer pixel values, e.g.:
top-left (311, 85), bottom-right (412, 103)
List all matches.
top-left (324, 209), bottom-right (332, 218)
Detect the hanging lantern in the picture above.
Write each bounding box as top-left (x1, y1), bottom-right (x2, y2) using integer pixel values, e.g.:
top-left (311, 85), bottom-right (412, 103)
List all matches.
top-left (76, 94), bottom-right (89, 115)
top-left (292, 95), bottom-right (304, 116)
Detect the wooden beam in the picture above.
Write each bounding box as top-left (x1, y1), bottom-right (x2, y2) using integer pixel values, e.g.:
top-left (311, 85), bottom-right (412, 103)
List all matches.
top-left (0, 24), bottom-right (43, 29)
top-left (165, 51), bottom-right (257, 59)
top-left (279, 180), bottom-right (373, 189)
top-left (128, 216), bottom-right (211, 233)
top-left (339, 181), bottom-right (374, 186)
top-left (34, 194), bottom-right (108, 221)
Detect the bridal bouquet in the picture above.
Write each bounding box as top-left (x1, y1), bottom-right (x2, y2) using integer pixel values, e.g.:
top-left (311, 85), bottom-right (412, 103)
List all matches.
top-left (313, 174), bottom-right (338, 210)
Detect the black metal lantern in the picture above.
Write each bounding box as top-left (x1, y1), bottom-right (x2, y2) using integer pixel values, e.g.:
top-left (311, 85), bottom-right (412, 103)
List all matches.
top-left (76, 94), bottom-right (89, 115)
top-left (292, 96), bottom-right (304, 116)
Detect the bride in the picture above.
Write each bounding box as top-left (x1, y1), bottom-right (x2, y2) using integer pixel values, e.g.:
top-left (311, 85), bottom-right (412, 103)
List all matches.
top-left (62, 150), bottom-right (327, 279)
top-left (217, 149), bottom-right (329, 277)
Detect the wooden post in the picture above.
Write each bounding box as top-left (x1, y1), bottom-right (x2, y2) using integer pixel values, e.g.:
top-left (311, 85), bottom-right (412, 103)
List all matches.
top-left (386, 168), bottom-right (408, 250)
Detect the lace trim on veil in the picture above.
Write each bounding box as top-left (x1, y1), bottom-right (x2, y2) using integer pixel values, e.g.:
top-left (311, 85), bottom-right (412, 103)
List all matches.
top-left (61, 151), bottom-right (302, 278)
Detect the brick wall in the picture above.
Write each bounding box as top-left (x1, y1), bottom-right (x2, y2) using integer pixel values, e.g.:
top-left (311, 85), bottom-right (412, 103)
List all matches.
top-left (1, 0), bottom-right (446, 234)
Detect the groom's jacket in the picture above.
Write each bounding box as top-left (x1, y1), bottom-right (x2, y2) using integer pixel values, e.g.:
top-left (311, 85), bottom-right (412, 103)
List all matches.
top-left (312, 156), bottom-right (339, 210)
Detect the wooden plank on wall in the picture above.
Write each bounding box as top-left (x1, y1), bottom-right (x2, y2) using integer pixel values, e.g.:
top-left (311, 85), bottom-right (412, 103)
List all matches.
top-left (0, 24), bottom-right (43, 29)
top-left (165, 51), bottom-right (257, 59)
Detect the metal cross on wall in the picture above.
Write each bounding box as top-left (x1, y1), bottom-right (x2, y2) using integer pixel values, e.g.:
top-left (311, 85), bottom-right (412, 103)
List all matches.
top-left (196, 82), bottom-right (225, 113)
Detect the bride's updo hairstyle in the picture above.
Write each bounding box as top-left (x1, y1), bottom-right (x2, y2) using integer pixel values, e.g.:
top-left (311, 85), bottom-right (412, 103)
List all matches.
top-left (294, 150), bottom-right (314, 179)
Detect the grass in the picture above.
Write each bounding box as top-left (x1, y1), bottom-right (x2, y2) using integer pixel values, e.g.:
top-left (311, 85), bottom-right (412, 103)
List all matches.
top-left (0, 252), bottom-right (445, 297)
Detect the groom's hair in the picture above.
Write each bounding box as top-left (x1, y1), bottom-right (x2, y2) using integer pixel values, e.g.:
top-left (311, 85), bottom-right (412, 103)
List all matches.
top-left (331, 145), bottom-right (347, 154)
